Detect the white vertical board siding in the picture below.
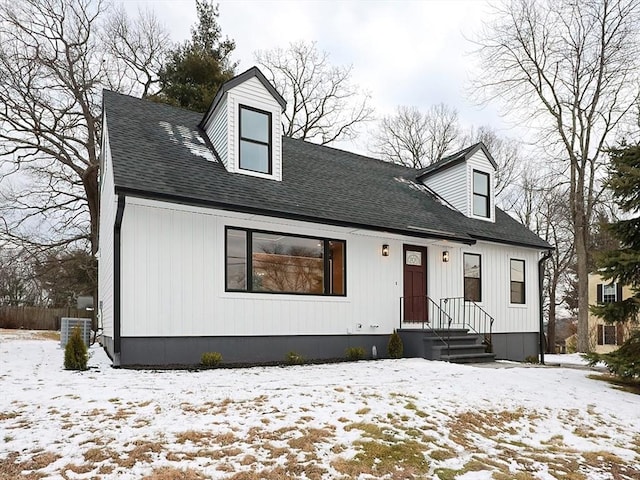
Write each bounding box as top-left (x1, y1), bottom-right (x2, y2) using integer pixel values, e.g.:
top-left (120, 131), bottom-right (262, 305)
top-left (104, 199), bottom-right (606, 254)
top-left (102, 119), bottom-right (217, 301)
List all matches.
top-left (467, 150), bottom-right (496, 222)
top-left (120, 199), bottom-right (402, 337)
top-left (421, 162), bottom-right (468, 214)
top-left (119, 198), bottom-right (542, 338)
top-left (420, 242), bottom-right (539, 333)
top-left (97, 118), bottom-right (116, 338)
top-left (227, 77), bottom-right (283, 181)
top-left (458, 243), bottom-right (540, 333)
top-left (204, 97), bottom-right (228, 167)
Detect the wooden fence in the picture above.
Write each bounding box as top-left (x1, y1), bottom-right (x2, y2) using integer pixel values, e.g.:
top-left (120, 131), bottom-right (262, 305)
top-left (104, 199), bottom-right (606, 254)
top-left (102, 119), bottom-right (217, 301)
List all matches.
top-left (0, 306), bottom-right (95, 331)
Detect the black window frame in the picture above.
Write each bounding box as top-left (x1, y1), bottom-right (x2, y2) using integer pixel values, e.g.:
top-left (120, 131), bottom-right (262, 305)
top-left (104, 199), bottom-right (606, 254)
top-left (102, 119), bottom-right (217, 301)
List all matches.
top-left (224, 226), bottom-right (347, 296)
top-left (239, 104), bottom-right (272, 174)
top-left (597, 324), bottom-right (617, 345)
top-left (510, 259), bottom-right (526, 304)
top-left (463, 253), bottom-right (482, 302)
top-left (472, 170), bottom-right (490, 218)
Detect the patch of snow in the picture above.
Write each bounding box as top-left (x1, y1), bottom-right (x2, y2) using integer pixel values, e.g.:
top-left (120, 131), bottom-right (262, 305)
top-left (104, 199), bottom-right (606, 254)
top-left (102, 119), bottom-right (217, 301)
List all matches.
top-left (0, 331), bottom-right (638, 479)
top-left (158, 121), bottom-right (217, 162)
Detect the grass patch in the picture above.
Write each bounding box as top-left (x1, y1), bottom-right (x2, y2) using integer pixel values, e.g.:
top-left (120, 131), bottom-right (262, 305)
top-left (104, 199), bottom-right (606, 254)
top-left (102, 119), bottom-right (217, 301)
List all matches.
top-left (287, 427), bottom-right (334, 452)
top-left (434, 460), bottom-right (488, 480)
top-left (34, 330), bottom-right (60, 341)
top-left (587, 373), bottom-right (640, 395)
top-left (142, 467), bottom-right (207, 479)
top-left (333, 438), bottom-right (429, 477)
top-left (429, 447), bottom-right (457, 461)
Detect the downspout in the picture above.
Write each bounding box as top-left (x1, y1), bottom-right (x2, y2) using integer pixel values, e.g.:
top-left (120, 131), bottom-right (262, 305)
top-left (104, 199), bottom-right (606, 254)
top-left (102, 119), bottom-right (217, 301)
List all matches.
top-left (113, 195), bottom-right (126, 367)
top-left (538, 249), bottom-right (553, 365)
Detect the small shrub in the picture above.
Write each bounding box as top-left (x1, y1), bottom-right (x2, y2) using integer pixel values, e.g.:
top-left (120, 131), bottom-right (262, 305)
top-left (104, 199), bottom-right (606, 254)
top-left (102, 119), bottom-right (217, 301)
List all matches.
top-left (388, 330), bottom-right (403, 359)
top-left (201, 351), bottom-right (222, 367)
top-left (524, 355), bottom-right (540, 364)
top-left (565, 335), bottom-right (577, 354)
top-left (64, 326), bottom-right (88, 370)
top-left (286, 351), bottom-right (304, 365)
top-left (345, 346), bottom-right (366, 361)
top-left (586, 330), bottom-right (640, 380)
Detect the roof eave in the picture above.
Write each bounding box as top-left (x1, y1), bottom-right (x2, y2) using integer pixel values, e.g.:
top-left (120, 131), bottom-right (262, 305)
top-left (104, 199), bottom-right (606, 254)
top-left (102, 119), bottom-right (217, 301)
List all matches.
top-left (199, 66), bottom-right (287, 129)
top-left (113, 186), bottom-right (477, 245)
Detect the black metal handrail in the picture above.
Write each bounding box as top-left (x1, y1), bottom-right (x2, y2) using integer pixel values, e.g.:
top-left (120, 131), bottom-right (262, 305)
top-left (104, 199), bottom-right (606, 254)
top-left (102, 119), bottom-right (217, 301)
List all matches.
top-left (399, 296), bottom-right (456, 355)
top-left (439, 297), bottom-right (495, 352)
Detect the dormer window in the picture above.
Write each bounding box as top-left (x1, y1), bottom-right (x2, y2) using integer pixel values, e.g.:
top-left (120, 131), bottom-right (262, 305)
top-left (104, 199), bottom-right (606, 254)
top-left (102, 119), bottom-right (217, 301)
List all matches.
top-left (472, 170), bottom-right (490, 218)
top-left (239, 105), bottom-right (271, 174)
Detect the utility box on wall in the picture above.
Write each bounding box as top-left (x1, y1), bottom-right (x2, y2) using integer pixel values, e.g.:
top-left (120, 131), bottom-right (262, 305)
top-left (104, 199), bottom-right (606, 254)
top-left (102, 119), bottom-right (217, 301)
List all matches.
top-left (60, 317), bottom-right (92, 348)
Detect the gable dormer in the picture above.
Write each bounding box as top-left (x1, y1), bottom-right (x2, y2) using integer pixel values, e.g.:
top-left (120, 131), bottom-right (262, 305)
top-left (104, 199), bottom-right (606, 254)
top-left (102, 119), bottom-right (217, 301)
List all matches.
top-left (200, 67), bottom-right (286, 181)
top-left (416, 142), bottom-right (497, 222)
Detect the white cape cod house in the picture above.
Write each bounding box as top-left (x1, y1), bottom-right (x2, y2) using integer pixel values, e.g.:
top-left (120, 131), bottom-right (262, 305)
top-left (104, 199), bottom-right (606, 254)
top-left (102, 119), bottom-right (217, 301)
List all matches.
top-left (98, 67), bottom-right (551, 367)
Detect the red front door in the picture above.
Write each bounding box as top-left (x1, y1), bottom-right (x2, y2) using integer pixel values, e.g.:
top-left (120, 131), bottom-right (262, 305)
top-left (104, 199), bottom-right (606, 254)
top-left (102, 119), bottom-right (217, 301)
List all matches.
top-left (403, 245), bottom-right (428, 322)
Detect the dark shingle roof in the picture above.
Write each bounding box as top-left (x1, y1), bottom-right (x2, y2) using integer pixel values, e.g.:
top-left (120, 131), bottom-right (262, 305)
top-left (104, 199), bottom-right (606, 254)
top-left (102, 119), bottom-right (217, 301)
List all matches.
top-left (416, 142), bottom-right (498, 180)
top-left (103, 90), bottom-right (550, 250)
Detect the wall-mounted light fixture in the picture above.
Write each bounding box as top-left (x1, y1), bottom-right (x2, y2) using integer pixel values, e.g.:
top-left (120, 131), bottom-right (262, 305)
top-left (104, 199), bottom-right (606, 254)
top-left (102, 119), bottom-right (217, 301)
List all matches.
top-left (442, 251), bottom-right (450, 263)
top-left (382, 244), bottom-right (390, 257)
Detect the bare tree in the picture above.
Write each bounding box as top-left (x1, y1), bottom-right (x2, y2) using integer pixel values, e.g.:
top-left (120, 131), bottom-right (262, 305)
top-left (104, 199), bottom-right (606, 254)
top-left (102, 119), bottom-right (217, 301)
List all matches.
top-left (508, 169), bottom-right (575, 352)
top-left (370, 104), bottom-right (460, 168)
top-left (0, 246), bottom-right (40, 306)
top-left (0, 0), bottom-right (170, 258)
top-left (474, 0), bottom-right (640, 352)
top-left (255, 40), bottom-right (373, 145)
top-left (102, 5), bottom-right (170, 98)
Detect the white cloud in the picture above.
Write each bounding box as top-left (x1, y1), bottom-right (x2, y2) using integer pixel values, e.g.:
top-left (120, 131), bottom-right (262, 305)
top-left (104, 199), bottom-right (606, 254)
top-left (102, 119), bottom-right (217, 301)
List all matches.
top-left (126, 0), bottom-right (514, 153)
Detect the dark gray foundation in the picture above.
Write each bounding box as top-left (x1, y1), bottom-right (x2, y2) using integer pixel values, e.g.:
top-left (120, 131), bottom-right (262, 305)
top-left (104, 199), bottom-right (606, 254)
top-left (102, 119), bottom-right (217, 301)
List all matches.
top-left (113, 334), bottom-right (390, 367)
top-left (102, 331), bottom-right (539, 367)
top-left (491, 332), bottom-right (540, 361)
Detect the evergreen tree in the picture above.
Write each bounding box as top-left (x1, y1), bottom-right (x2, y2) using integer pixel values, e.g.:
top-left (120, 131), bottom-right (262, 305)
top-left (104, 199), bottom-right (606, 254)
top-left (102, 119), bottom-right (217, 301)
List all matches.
top-left (153, 1), bottom-right (236, 112)
top-left (588, 144), bottom-right (640, 378)
top-left (64, 326), bottom-right (88, 371)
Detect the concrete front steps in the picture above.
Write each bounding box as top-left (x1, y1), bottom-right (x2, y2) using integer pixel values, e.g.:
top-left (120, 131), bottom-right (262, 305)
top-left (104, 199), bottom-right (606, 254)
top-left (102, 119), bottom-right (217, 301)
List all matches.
top-left (399, 328), bottom-right (496, 364)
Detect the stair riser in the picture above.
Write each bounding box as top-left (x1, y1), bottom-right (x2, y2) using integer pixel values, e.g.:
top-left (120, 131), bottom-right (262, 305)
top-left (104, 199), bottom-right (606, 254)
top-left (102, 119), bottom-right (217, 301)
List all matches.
top-left (435, 347), bottom-right (488, 355)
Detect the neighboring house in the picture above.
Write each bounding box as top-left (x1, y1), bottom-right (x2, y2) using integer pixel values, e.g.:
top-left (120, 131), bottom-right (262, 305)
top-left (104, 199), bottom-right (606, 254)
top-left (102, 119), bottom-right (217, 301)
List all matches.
top-left (98, 67), bottom-right (551, 367)
top-left (587, 273), bottom-right (636, 353)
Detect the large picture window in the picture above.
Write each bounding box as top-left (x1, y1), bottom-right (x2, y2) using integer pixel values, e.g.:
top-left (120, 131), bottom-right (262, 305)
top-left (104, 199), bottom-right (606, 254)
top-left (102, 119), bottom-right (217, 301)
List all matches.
top-left (225, 228), bottom-right (346, 296)
top-left (510, 259), bottom-right (525, 304)
top-left (473, 170), bottom-right (490, 218)
top-left (464, 253), bottom-right (481, 302)
top-left (239, 105), bottom-right (271, 174)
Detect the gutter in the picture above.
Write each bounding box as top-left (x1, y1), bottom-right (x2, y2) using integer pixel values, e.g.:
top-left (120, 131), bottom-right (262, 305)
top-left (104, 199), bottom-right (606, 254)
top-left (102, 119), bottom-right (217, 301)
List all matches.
top-left (113, 195), bottom-right (126, 366)
top-left (538, 249), bottom-right (553, 364)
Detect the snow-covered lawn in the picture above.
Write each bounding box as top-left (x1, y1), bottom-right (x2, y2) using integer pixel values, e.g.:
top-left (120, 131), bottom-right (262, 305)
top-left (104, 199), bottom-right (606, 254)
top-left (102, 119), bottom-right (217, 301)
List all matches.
top-left (1, 331), bottom-right (639, 480)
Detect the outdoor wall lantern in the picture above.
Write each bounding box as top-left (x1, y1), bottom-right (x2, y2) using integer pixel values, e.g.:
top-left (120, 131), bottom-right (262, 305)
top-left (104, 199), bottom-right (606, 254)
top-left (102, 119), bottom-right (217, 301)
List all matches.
top-left (442, 251), bottom-right (450, 263)
top-left (382, 244), bottom-right (390, 257)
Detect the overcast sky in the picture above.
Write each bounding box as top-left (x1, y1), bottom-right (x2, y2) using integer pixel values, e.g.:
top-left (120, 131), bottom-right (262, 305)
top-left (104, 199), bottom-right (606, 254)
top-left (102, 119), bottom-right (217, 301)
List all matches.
top-left (126, 0), bottom-right (511, 153)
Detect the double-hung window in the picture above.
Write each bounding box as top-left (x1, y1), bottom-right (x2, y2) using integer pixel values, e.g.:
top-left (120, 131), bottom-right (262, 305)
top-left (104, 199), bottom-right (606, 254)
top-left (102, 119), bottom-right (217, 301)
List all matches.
top-left (597, 324), bottom-right (618, 345)
top-left (472, 170), bottom-right (490, 218)
top-left (603, 284), bottom-right (617, 303)
top-left (239, 105), bottom-right (271, 174)
top-left (464, 253), bottom-right (481, 302)
top-left (226, 227), bottom-right (346, 296)
top-left (510, 259), bottom-right (525, 304)
top-left (597, 283), bottom-right (620, 304)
